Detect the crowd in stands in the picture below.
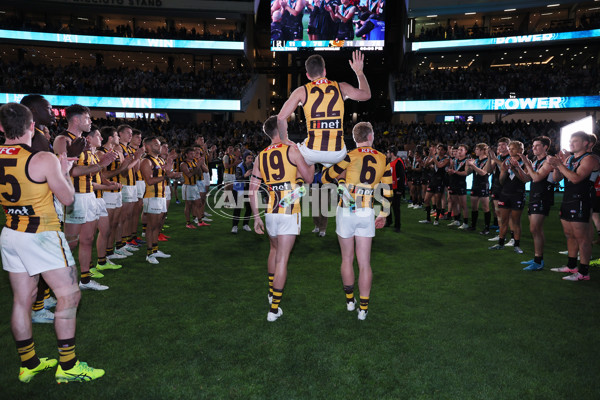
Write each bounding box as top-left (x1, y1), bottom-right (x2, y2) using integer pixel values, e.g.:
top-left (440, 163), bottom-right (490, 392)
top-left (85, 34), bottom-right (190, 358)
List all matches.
top-left (39, 117), bottom-right (571, 162)
top-left (0, 61), bottom-right (253, 99)
top-left (395, 64), bottom-right (600, 100)
top-left (0, 15), bottom-right (242, 41)
top-left (413, 12), bottom-right (600, 41)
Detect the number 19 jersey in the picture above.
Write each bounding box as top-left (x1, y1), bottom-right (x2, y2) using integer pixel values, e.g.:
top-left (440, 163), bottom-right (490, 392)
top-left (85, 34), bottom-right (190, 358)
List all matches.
top-left (258, 143), bottom-right (301, 214)
top-left (303, 78), bottom-right (345, 152)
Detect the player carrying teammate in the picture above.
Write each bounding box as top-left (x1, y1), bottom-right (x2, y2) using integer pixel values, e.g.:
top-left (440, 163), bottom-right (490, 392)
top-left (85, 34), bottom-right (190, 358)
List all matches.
top-left (321, 121), bottom-right (393, 320)
top-left (249, 116), bottom-right (313, 322)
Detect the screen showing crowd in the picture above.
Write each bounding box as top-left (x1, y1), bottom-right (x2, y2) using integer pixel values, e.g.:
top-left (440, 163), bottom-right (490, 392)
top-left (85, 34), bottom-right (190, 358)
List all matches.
top-left (271, 0), bottom-right (385, 51)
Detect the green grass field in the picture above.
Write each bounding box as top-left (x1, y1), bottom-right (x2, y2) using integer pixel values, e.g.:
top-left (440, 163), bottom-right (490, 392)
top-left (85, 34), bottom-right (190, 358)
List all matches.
top-left (1, 191), bottom-right (600, 399)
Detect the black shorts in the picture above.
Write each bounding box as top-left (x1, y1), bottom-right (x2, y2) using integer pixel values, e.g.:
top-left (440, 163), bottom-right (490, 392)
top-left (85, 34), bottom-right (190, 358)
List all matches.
top-left (471, 187), bottom-right (490, 198)
top-left (528, 196), bottom-right (552, 216)
top-left (497, 192), bottom-right (526, 211)
top-left (491, 184), bottom-right (502, 199)
top-left (307, 26), bottom-right (317, 34)
top-left (427, 179), bottom-right (445, 194)
top-left (412, 179), bottom-right (422, 186)
top-left (449, 185), bottom-right (467, 196)
top-left (560, 197), bottom-right (592, 222)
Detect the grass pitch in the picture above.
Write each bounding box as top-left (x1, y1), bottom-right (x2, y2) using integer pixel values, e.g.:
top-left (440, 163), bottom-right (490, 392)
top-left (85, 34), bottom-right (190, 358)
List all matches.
top-left (1, 193), bottom-right (599, 399)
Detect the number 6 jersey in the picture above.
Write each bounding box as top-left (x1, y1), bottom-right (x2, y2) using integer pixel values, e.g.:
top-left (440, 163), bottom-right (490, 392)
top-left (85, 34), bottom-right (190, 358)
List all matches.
top-left (303, 78), bottom-right (345, 152)
top-left (0, 144), bottom-right (60, 232)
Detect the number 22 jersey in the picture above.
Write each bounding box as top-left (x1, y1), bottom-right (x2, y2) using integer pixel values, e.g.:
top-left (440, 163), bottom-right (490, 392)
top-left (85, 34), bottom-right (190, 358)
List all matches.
top-left (302, 78), bottom-right (345, 152)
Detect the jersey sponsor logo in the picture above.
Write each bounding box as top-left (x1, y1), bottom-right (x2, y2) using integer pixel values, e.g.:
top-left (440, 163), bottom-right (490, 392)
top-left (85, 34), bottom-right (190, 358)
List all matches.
top-left (266, 143), bottom-right (283, 151)
top-left (4, 205), bottom-right (34, 215)
top-left (312, 78), bottom-right (331, 85)
top-left (358, 148), bottom-right (378, 154)
top-left (268, 181), bottom-right (292, 191)
top-left (0, 147), bottom-right (21, 155)
top-left (353, 187), bottom-right (374, 196)
top-left (309, 119), bottom-right (341, 130)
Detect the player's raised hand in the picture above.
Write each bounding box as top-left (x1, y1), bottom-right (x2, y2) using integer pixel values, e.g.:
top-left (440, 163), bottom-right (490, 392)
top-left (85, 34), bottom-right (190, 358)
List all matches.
top-left (349, 50), bottom-right (365, 75)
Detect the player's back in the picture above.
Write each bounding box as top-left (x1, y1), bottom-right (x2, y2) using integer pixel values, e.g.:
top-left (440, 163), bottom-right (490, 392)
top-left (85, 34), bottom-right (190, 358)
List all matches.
top-left (258, 143), bottom-right (300, 214)
top-left (0, 144), bottom-right (60, 232)
top-left (303, 78), bottom-right (345, 152)
top-left (344, 146), bottom-right (392, 208)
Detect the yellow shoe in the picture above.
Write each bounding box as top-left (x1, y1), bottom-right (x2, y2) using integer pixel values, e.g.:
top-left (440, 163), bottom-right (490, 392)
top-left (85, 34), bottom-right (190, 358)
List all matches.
top-left (19, 357), bottom-right (58, 383)
top-left (55, 360), bottom-right (105, 383)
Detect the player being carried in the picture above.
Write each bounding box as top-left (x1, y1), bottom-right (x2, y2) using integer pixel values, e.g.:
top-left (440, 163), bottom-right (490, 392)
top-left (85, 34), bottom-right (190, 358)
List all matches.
top-left (277, 50), bottom-right (371, 171)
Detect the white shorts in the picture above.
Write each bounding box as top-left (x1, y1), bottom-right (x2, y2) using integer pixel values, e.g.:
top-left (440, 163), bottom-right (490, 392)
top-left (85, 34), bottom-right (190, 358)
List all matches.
top-left (96, 197), bottom-right (108, 218)
top-left (298, 142), bottom-right (347, 167)
top-left (53, 195), bottom-right (64, 223)
top-left (165, 185), bottom-right (171, 201)
top-left (65, 192), bottom-right (98, 224)
top-left (143, 197), bottom-right (167, 214)
top-left (203, 172), bottom-right (210, 185)
top-left (182, 184), bottom-right (200, 201)
top-left (335, 207), bottom-right (375, 238)
top-left (103, 191), bottom-right (123, 209)
top-left (1, 228), bottom-right (75, 275)
top-left (136, 181), bottom-right (145, 199)
top-left (121, 185), bottom-right (138, 203)
top-left (265, 213), bottom-right (301, 237)
top-left (223, 173), bottom-right (235, 183)
top-left (197, 181), bottom-right (207, 193)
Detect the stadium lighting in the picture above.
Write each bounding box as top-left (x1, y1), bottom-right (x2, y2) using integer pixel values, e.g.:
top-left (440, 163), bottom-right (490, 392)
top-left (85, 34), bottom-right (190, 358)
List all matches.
top-left (504, 9), bottom-right (516, 12)
top-left (427, 15), bottom-right (438, 18)
top-left (465, 12), bottom-right (476, 15)
top-left (547, 4), bottom-right (560, 7)
top-left (560, 116), bottom-right (594, 151)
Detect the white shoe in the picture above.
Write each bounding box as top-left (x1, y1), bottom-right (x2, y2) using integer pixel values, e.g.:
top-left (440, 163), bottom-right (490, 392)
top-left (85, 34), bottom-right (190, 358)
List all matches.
top-left (124, 244), bottom-right (139, 252)
top-left (413, 205), bottom-right (422, 209)
top-left (202, 217), bottom-right (213, 222)
top-left (204, 212), bottom-right (212, 217)
top-left (458, 223), bottom-right (469, 230)
top-left (505, 239), bottom-right (515, 247)
top-left (154, 250), bottom-right (171, 258)
top-left (106, 258), bottom-right (120, 266)
top-left (558, 250), bottom-right (569, 255)
top-left (311, 227), bottom-right (320, 233)
top-left (407, 204), bottom-right (415, 209)
top-left (488, 235), bottom-right (500, 242)
top-left (433, 220), bottom-right (439, 226)
top-left (357, 309), bottom-right (368, 320)
top-left (447, 220), bottom-right (461, 227)
top-left (231, 226), bottom-right (238, 234)
top-left (141, 232), bottom-right (145, 237)
top-left (32, 308), bottom-right (54, 323)
top-left (107, 253), bottom-right (127, 260)
top-left (243, 225), bottom-right (252, 232)
top-left (193, 217), bottom-right (199, 224)
top-left (318, 231), bottom-right (326, 237)
top-left (146, 255), bottom-right (159, 264)
top-left (44, 297), bottom-right (57, 309)
top-left (267, 307), bottom-right (283, 322)
top-left (418, 220), bottom-right (430, 224)
top-left (79, 280), bottom-right (109, 291)
top-left (346, 299), bottom-right (356, 311)
top-left (115, 248), bottom-right (133, 257)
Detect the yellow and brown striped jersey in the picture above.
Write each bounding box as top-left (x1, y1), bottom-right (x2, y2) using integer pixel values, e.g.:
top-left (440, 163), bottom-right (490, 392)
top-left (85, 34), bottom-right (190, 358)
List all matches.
top-left (98, 146), bottom-right (121, 193)
top-left (182, 160), bottom-right (198, 185)
top-left (174, 156), bottom-right (183, 173)
top-left (118, 143), bottom-right (136, 186)
top-left (91, 153), bottom-right (103, 198)
top-left (258, 143), bottom-right (301, 214)
top-left (72, 150), bottom-right (96, 194)
top-left (0, 144), bottom-right (60, 232)
top-left (223, 153), bottom-right (236, 174)
top-left (322, 146), bottom-right (393, 209)
top-left (144, 155), bottom-right (166, 198)
top-left (302, 78), bottom-right (345, 152)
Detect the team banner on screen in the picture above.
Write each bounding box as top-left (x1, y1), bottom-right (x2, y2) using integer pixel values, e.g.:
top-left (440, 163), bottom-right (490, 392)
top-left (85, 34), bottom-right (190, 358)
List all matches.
top-left (411, 29), bottom-right (600, 51)
top-left (0, 29), bottom-right (245, 51)
top-left (393, 96), bottom-right (600, 113)
top-left (0, 93), bottom-right (241, 111)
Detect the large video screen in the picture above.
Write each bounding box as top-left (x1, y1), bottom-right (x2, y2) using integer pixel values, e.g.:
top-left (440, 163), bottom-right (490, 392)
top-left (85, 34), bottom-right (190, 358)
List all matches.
top-left (271, 0), bottom-right (385, 52)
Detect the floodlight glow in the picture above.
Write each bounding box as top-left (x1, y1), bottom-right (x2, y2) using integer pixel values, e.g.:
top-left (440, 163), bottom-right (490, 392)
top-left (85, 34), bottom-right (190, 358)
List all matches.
top-left (560, 116), bottom-right (594, 151)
